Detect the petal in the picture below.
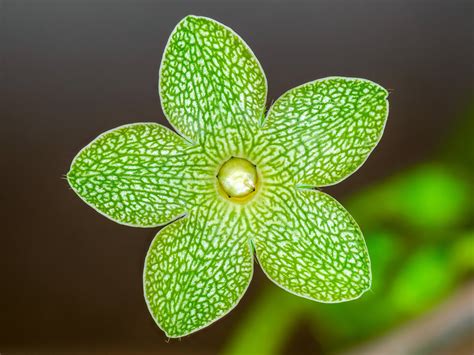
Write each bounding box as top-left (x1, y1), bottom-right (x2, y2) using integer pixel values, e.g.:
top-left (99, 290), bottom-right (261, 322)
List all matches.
top-left (252, 187), bottom-right (371, 302)
top-left (67, 123), bottom-right (206, 227)
top-left (144, 204), bottom-right (253, 337)
top-left (259, 77), bottom-right (388, 187)
top-left (159, 15), bottom-right (267, 144)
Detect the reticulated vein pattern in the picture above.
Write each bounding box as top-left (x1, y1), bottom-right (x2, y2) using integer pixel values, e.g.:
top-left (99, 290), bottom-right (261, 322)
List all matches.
top-left (67, 15), bottom-right (389, 338)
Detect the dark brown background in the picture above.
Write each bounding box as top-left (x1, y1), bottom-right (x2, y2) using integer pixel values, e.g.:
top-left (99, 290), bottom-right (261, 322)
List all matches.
top-left (1, 0), bottom-right (473, 354)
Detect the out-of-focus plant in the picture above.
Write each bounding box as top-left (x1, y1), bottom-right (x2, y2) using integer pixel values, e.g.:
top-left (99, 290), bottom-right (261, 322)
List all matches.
top-left (222, 105), bottom-right (473, 355)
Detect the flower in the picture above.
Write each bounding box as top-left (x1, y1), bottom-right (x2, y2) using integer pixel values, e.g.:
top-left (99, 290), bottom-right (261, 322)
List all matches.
top-left (67, 15), bottom-right (389, 338)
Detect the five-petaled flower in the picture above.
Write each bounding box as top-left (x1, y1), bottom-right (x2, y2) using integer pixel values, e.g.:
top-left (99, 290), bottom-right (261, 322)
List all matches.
top-left (67, 15), bottom-right (389, 337)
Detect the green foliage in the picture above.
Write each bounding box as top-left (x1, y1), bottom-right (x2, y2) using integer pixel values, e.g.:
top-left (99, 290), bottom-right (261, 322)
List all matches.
top-left (389, 246), bottom-right (454, 315)
top-left (383, 166), bottom-right (469, 229)
top-left (222, 288), bottom-right (307, 355)
top-left (450, 231), bottom-right (474, 272)
top-left (347, 165), bottom-right (471, 232)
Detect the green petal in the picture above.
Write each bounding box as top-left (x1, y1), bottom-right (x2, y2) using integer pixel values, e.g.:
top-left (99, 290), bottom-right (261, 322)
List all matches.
top-left (253, 187), bottom-right (371, 302)
top-left (144, 204), bottom-right (253, 337)
top-left (259, 77), bottom-right (388, 187)
top-left (67, 123), bottom-right (206, 227)
top-left (159, 15), bottom-right (267, 144)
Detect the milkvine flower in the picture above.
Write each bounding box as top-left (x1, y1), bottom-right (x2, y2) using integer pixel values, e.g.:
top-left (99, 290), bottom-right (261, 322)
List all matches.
top-left (67, 16), bottom-right (389, 337)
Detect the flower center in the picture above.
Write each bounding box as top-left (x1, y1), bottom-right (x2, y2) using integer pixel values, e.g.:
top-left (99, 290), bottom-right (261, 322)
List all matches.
top-left (217, 157), bottom-right (258, 199)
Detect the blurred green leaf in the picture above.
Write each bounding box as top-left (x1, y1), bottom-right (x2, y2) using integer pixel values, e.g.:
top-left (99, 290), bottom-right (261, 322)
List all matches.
top-left (391, 166), bottom-right (470, 229)
top-left (388, 246), bottom-right (455, 315)
top-left (348, 165), bottom-right (471, 232)
top-left (366, 231), bottom-right (402, 289)
top-left (221, 286), bottom-right (308, 355)
top-left (450, 231), bottom-right (474, 272)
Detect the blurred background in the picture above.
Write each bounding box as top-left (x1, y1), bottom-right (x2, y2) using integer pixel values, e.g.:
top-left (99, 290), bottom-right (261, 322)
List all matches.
top-left (1, 0), bottom-right (473, 354)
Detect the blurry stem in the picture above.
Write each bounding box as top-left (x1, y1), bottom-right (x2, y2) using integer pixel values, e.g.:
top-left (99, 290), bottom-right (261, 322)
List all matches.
top-left (221, 285), bottom-right (308, 355)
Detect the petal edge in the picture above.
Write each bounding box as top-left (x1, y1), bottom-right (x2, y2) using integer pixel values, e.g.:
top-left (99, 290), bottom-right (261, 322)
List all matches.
top-left (253, 187), bottom-right (371, 303)
top-left (67, 123), bottom-right (203, 227)
top-left (259, 77), bottom-right (389, 187)
top-left (143, 204), bottom-right (254, 337)
top-left (159, 15), bottom-right (268, 144)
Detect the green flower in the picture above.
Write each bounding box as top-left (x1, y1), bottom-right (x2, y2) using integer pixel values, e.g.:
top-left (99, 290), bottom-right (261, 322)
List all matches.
top-left (67, 15), bottom-right (389, 337)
